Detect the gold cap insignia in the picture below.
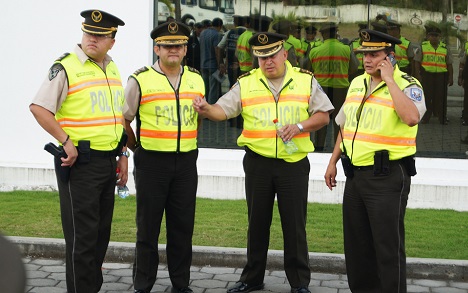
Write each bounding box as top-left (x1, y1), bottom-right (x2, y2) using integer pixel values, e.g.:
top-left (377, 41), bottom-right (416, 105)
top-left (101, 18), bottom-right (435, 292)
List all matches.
top-left (91, 11), bottom-right (102, 23)
top-left (258, 34), bottom-right (268, 45)
top-left (168, 22), bottom-right (179, 34)
top-left (360, 31), bottom-right (370, 41)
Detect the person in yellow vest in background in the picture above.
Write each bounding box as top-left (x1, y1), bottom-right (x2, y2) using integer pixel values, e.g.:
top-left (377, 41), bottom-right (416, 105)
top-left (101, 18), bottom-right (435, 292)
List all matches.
top-left (193, 32), bottom-right (333, 293)
top-left (236, 16), bottom-right (255, 75)
top-left (348, 22), bottom-right (368, 82)
top-left (385, 19), bottom-right (422, 81)
top-left (458, 41), bottom-right (468, 128)
top-left (272, 19), bottom-right (302, 66)
top-left (298, 25), bottom-right (322, 70)
top-left (124, 21), bottom-right (205, 293)
top-left (324, 29), bottom-right (426, 293)
top-left (419, 23), bottom-right (453, 124)
top-left (30, 10), bottom-right (127, 293)
top-left (309, 22), bottom-right (359, 151)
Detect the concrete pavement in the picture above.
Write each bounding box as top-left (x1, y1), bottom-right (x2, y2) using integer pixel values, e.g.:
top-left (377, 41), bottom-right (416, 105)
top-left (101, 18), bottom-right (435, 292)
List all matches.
top-left (9, 237), bottom-right (468, 293)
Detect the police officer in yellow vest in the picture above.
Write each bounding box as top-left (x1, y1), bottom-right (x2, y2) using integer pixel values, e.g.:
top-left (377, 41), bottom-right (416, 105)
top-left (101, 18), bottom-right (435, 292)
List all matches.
top-left (193, 32), bottom-right (333, 293)
top-left (386, 19), bottom-right (422, 81)
top-left (309, 22), bottom-right (359, 151)
top-left (30, 10), bottom-right (127, 293)
top-left (419, 23), bottom-right (453, 124)
top-left (324, 29), bottom-right (426, 293)
top-left (124, 21), bottom-right (204, 293)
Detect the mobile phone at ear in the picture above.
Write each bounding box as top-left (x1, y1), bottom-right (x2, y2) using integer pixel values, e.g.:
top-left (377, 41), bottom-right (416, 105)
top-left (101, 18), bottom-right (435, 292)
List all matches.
top-left (387, 54), bottom-right (397, 67)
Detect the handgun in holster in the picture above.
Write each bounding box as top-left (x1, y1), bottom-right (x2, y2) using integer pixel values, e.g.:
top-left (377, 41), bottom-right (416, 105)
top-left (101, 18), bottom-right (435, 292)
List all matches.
top-left (44, 142), bottom-right (70, 183)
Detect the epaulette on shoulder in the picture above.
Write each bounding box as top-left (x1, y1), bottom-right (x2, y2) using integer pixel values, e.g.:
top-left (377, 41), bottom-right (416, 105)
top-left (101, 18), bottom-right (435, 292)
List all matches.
top-left (298, 68), bottom-right (313, 75)
top-left (187, 66), bottom-right (201, 75)
top-left (238, 71), bottom-right (252, 80)
top-left (55, 52), bottom-right (70, 62)
top-left (133, 66), bottom-right (149, 76)
top-left (402, 73), bottom-right (416, 83)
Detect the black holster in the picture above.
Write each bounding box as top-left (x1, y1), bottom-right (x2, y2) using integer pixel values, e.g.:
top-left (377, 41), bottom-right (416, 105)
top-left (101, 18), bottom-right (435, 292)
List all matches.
top-left (341, 154), bottom-right (354, 179)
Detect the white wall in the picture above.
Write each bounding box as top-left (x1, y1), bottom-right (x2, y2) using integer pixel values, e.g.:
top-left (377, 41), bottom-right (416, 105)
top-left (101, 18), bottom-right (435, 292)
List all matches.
top-left (1, 0), bottom-right (154, 167)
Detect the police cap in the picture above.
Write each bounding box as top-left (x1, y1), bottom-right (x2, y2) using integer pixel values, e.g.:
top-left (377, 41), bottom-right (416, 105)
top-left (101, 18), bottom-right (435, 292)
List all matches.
top-left (370, 19), bottom-right (388, 33)
top-left (354, 29), bottom-right (402, 53)
top-left (319, 22), bottom-right (338, 32)
top-left (249, 32), bottom-right (287, 57)
top-left (272, 20), bottom-right (292, 35)
top-left (81, 10), bottom-right (125, 36)
top-left (150, 21), bottom-right (191, 45)
top-left (425, 24), bottom-right (442, 35)
top-left (386, 19), bottom-right (402, 29)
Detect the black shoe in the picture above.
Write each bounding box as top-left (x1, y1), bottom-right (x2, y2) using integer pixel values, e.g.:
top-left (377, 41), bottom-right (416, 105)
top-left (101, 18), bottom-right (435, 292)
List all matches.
top-left (171, 287), bottom-right (193, 293)
top-left (291, 287), bottom-right (311, 293)
top-left (227, 281), bottom-right (265, 293)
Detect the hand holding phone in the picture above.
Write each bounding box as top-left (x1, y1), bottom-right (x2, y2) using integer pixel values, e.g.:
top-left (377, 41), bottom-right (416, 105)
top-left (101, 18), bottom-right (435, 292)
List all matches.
top-left (387, 54), bottom-right (397, 67)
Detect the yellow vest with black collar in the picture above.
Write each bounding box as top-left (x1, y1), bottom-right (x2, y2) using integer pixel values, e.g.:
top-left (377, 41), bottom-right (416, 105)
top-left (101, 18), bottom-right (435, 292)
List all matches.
top-left (131, 66), bottom-right (204, 152)
top-left (237, 61), bottom-right (314, 163)
top-left (55, 53), bottom-right (125, 151)
top-left (341, 68), bottom-right (421, 166)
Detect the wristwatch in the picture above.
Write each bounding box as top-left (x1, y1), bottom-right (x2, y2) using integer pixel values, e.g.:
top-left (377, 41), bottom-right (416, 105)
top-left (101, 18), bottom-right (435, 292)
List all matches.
top-left (296, 123), bottom-right (304, 133)
top-left (119, 150), bottom-right (130, 158)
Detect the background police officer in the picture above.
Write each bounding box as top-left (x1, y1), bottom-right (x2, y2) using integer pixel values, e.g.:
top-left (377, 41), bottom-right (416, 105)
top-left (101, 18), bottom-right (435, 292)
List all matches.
top-left (324, 29), bottom-right (426, 293)
top-left (193, 32), bottom-right (333, 293)
top-left (124, 21), bottom-right (204, 293)
top-left (30, 9), bottom-right (127, 293)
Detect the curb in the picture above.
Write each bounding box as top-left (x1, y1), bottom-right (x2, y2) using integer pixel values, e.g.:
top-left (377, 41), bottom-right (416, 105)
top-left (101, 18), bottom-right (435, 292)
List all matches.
top-left (9, 236), bottom-right (468, 282)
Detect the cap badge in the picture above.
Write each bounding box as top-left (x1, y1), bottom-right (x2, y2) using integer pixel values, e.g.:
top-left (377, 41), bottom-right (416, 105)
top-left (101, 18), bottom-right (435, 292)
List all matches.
top-left (258, 34), bottom-right (268, 45)
top-left (168, 22), bottom-right (179, 34)
top-left (91, 11), bottom-right (102, 23)
top-left (360, 31), bottom-right (370, 41)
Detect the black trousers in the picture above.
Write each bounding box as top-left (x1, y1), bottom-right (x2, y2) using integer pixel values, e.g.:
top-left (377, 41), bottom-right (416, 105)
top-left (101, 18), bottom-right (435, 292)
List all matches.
top-left (343, 161), bottom-right (410, 293)
top-left (421, 71), bottom-right (448, 124)
top-left (239, 149), bottom-right (311, 287)
top-left (55, 155), bottom-right (117, 293)
top-left (133, 148), bottom-right (198, 292)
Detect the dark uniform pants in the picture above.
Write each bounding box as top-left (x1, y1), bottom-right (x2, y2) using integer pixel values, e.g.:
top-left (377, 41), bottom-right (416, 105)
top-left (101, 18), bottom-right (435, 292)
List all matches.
top-left (56, 155), bottom-right (117, 293)
top-left (239, 149), bottom-right (311, 287)
top-left (133, 148), bottom-right (198, 292)
top-left (421, 71), bottom-right (448, 124)
top-left (343, 161), bottom-right (410, 293)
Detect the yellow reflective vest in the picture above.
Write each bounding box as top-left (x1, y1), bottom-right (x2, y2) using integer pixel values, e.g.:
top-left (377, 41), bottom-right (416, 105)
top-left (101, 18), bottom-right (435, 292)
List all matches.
top-left (55, 53), bottom-right (124, 151)
top-left (236, 30), bottom-right (254, 72)
top-left (237, 61), bottom-right (315, 162)
top-left (309, 38), bottom-right (351, 88)
top-left (395, 36), bottom-right (411, 68)
top-left (341, 67), bottom-right (421, 166)
top-left (421, 41), bottom-right (448, 73)
top-left (131, 66), bottom-right (204, 152)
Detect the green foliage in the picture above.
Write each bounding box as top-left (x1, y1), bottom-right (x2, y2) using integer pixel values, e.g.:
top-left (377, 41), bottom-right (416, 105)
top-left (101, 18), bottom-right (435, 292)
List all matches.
top-left (1, 191), bottom-right (467, 260)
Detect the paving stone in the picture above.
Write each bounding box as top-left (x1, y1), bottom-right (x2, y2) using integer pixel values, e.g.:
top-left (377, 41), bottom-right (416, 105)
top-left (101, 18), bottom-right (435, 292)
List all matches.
top-left (432, 287), bottom-right (468, 293)
top-left (321, 279), bottom-right (349, 289)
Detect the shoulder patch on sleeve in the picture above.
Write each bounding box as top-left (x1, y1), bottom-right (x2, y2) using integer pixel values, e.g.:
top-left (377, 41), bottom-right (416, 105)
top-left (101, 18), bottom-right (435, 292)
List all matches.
top-left (187, 66), bottom-right (201, 75)
top-left (49, 63), bottom-right (64, 81)
top-left (133, 66), bottom-right (149, 76)
top-left (409, 88), bottom-right (423, 102)
top-left (55, 52), bottom-right (70, 62)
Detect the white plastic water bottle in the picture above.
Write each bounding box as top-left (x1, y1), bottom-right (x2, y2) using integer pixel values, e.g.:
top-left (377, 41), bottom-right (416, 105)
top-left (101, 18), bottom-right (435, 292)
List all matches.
top-left (117, 185), bottom-right (130, 199)
top-left (116, 167), bottom-right (130, 198)
top-left (273, 119), bottom-right (298, 155)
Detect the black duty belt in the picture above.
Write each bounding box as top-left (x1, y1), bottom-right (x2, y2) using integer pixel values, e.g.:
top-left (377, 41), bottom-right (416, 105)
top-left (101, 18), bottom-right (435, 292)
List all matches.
top-left (90, 149), bottom-right (118, 157)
